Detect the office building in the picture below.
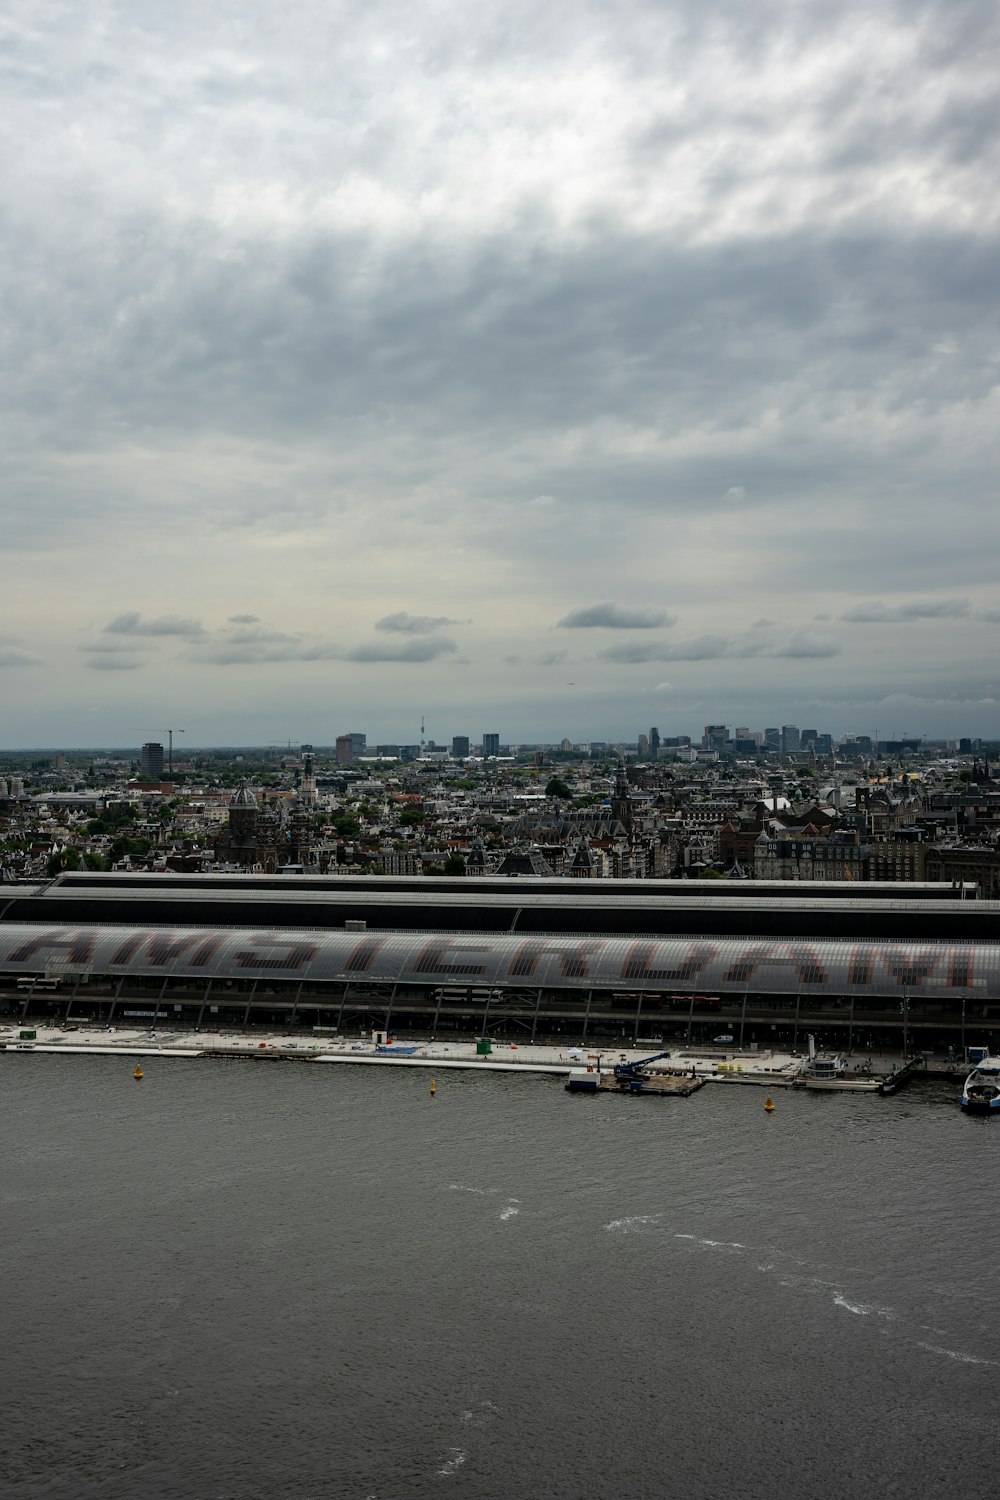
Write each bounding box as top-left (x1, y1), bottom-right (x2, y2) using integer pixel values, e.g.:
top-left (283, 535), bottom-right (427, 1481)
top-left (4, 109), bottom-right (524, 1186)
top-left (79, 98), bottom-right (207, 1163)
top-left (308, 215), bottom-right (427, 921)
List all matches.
top-left (483, 733), bottom-right (500, 758)
top-left (140, 742), bottom-right (165, 778)
top-left (452, 736), bottom-right (470, 758)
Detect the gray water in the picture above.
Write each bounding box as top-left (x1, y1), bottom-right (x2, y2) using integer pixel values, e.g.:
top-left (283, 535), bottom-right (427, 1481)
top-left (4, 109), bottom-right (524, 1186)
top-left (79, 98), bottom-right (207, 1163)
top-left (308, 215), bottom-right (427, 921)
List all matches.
top-left (1, 1058), bottom-right (997, 1500)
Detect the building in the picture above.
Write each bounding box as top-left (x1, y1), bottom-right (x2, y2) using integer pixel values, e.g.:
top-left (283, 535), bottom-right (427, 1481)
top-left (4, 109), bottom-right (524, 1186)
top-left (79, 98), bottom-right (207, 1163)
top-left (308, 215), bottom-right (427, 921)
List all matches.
top-left (483, 733), bottom-right (500, 758)
top-left (649, 727), bottom-right (660, 760)
top-left (140, 742), bottom-right (164, 779)
top-left (336, 735), bottom-right (354, 766)
top-left (452, 736), bottom-right (470, 758)
top-left (781, 726), bottom-right (800, 755)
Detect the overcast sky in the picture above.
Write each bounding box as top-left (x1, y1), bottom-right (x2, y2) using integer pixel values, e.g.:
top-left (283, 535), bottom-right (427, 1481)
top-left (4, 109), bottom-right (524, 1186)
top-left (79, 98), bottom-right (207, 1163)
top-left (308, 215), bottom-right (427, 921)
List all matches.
top-left (2, 0), bottom-right (998, 748)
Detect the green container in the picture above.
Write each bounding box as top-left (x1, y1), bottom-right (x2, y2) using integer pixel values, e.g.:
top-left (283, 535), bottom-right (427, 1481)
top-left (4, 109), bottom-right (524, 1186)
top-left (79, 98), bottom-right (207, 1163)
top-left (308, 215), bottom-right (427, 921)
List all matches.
top-left (19, 1030), bottom-right (36, 1041)
top-left (476, 1038), bottom-right (492, 1055)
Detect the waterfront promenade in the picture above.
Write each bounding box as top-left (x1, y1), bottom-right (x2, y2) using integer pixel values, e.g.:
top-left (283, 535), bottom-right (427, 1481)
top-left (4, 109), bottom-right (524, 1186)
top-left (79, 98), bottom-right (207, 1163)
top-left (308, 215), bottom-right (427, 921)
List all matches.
top-left (1, 1023), bottom-right (946, 1087)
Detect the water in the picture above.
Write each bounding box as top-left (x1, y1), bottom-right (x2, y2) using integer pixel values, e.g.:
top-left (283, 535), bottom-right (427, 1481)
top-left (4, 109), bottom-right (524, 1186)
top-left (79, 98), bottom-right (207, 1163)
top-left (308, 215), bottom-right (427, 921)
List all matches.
top-left (1, 1058), bottom-right (996, 1499)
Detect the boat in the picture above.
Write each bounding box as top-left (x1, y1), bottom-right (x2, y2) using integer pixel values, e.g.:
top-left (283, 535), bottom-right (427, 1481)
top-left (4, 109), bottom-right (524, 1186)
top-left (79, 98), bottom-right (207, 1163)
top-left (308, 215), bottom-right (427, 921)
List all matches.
top-left (796, 1036), bottom-right (882, 1093)
top-left (960, 1058), bottom-right (1000, 1114)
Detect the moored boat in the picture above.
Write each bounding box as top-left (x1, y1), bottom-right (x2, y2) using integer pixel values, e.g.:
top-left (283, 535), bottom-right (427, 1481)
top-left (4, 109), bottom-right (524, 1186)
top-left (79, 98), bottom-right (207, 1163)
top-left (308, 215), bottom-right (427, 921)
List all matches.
top-left (960, 1058), bottom-right (1000, 1114)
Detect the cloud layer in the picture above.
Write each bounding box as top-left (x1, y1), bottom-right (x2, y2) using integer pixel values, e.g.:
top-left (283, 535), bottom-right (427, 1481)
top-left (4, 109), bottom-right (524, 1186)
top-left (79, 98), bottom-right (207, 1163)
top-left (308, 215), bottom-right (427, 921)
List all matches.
top-left (0, 0), bottom-right (998, 743)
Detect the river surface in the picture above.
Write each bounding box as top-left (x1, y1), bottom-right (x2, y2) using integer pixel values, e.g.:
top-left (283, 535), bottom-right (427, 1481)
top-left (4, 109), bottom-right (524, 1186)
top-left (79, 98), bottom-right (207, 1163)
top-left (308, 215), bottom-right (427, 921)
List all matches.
top-left (1, 1057), bottom-right (996, 1499)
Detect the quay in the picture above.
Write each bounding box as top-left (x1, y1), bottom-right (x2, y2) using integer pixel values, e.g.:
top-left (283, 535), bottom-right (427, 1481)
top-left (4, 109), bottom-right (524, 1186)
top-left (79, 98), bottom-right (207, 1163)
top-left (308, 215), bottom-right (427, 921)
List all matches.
top-left (0, 1023), bottom-right (940, 1094)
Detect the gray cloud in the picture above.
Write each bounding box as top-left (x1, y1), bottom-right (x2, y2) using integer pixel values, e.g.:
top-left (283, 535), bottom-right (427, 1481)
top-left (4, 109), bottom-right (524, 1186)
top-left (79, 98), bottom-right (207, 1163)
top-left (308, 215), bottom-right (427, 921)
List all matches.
top-left (104, 611), bottom-right (205, 637)
top-left (196, 642), bottom-right (340, 665)
top-left (375, 612), bottom-right (464, 634)
top-left (840, 599), bottom-right (971, 623)
top-left (773, 632), bottom-right (841, 659)
top-left (344, 637), bottom-right (458, 663)
top-left (0, 649), bottom-right (41, 668)
top-left (227, 614), bottom-right (260, 624)
top-left (557, 603), bottom-right (677, 630)
top-left (84, 655), bottom-right (143, 671)
top-left (601, 632), bottom-right (840, 663)
top-left (0, 0), bottom-right (998, 742)
top-left (536, 650), bottom-right (567, 666)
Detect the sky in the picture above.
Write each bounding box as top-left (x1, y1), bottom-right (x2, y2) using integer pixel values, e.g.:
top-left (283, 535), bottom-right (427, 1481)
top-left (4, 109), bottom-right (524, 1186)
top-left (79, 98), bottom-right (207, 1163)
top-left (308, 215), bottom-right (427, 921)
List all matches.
top-left (2, 0), bottom-right (999, 748)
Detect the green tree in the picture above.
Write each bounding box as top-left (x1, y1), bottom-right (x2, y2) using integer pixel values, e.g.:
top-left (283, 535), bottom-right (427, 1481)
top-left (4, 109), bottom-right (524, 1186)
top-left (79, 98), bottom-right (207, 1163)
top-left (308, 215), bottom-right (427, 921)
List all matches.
top-left (46, 849), bottom-right (81, 875)
top-left (545, 776), bottom-right (572, 799)
top-left (443, 853), bottom-right (466, 875)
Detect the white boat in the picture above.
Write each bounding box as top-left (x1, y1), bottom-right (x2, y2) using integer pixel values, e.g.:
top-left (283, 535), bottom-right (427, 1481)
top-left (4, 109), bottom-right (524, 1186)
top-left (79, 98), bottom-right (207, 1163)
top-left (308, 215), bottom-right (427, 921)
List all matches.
top-left (960, 1057), bottom-right (1000, 1114)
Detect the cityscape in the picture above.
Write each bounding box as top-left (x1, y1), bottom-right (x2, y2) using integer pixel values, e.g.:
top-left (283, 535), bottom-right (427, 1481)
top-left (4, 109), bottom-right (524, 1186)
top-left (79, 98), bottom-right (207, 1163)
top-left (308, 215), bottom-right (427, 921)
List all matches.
top-left (1, 722), bottom-right (997, 893)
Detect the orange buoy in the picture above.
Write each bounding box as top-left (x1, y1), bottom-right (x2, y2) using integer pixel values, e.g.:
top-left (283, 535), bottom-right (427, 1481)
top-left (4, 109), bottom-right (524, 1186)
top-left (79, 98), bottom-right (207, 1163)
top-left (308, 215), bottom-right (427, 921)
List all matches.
top-left (764, 1095), bottom-right (775, 1112)
top-left (430, 1077), bottom-right (437, 1096)
top-left (133, 1065), bottom-right (144, 1081)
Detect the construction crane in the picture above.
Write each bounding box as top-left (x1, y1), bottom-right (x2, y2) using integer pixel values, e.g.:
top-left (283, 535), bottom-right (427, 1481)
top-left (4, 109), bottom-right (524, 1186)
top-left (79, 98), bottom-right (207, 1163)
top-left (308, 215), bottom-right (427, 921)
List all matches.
top-left (164, 728), bottom-right (185, 775)
top-left (613, 1050), bottom-right (674, 1086)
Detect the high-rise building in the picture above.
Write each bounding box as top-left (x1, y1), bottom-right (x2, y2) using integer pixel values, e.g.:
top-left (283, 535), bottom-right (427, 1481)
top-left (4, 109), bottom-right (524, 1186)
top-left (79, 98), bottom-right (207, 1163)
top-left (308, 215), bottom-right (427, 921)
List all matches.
top-left (452, 736), bottom-right (470, 758)
top-left (702, 725), bottom-right (729, 752)
top-left (781, 725), bottom-right (800, 754)
top-left (140, 741), bottom-right (164, 778)
top-left (349, 732), bottom-right (366, 758)
top-left (336, 735), bottom-right (353, 765)
top-left (483, 733), bottom-right (500, 758)
top-left (649, 727), bottom-right (660, 760)
top-left (764, 727), bottom-right (780, 752)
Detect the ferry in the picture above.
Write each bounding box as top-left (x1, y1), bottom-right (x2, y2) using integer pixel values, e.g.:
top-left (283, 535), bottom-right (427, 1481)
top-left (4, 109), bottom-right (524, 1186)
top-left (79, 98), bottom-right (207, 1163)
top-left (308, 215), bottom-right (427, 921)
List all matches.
top-left (960, 1057), bottom-right (1000, 1114)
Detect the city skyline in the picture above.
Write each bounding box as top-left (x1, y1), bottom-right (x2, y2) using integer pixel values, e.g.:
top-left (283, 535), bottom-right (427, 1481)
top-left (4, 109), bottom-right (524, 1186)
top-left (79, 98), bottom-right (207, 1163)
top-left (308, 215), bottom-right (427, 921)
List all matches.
top-left (3, 0), bottom-right (998, 745)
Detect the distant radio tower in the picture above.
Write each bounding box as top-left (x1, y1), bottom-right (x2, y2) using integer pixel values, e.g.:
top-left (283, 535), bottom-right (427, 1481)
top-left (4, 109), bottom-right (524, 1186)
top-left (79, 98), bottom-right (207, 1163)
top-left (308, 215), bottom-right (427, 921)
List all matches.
top-left (420, 714), bottom-right (425, 753)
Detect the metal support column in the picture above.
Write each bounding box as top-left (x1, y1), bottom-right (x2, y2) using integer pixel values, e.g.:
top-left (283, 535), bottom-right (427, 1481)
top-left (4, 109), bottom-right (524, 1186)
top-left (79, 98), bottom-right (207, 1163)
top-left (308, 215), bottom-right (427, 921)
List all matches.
top-left (196, 978), bottom-right (213, 1031)
top-left (792, 993), bottom-right (801, 1049)
top-left (242, 980), bottom-right (258, 1029)
top-left (383, 984), bottom-right (398, 1035)
top-left (632, 993), bottom-right (644, 1046)
top-left (336, 985), bottom-right (349, 1034)
top-left (738, 992), bottom-right (748, 1049)
top-left (530, 989), bottom-right (543, 1041)
top-left (65, 971), bottom-right (82, 1022)
top-left (150, 976), bottom-right (170, 1029)
top-left (581, 989), bottom-right (594, 1042)
top-left (108, 977), bottom-right (125, 1024)
top-left (480, 987), bottom-right (494, 1039)
top-left (685, 993), bottom-right (695, 1043)
top-left (848, 995), bottom-right (855, 1053)
top-left (430, 986), bottom-right (445, 1040)
top-left (290, 981), bottom-right (303, 1029)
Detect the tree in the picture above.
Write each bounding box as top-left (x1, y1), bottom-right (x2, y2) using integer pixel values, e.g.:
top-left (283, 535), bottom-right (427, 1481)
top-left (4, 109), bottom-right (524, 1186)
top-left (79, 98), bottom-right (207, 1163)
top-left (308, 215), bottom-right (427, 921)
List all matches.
top-left (545, 776), bottom-right (572, 799)
top-left (443, 853), bottom-right (466, 876)
top-left (332, 815), bottom-right (362, 839)
top-left (46, 849), bottom-right (80, 875)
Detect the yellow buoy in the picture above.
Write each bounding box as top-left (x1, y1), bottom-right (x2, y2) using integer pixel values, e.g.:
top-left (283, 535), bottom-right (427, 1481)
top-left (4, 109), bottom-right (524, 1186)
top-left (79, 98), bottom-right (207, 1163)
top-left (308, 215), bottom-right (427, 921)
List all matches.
top-left (133, 1065), bottom-right (144, 1081)
top-left (764, 1095), bottom-right (775, 1112)
top-left (430, 1077), bottom-right (437, 1096)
